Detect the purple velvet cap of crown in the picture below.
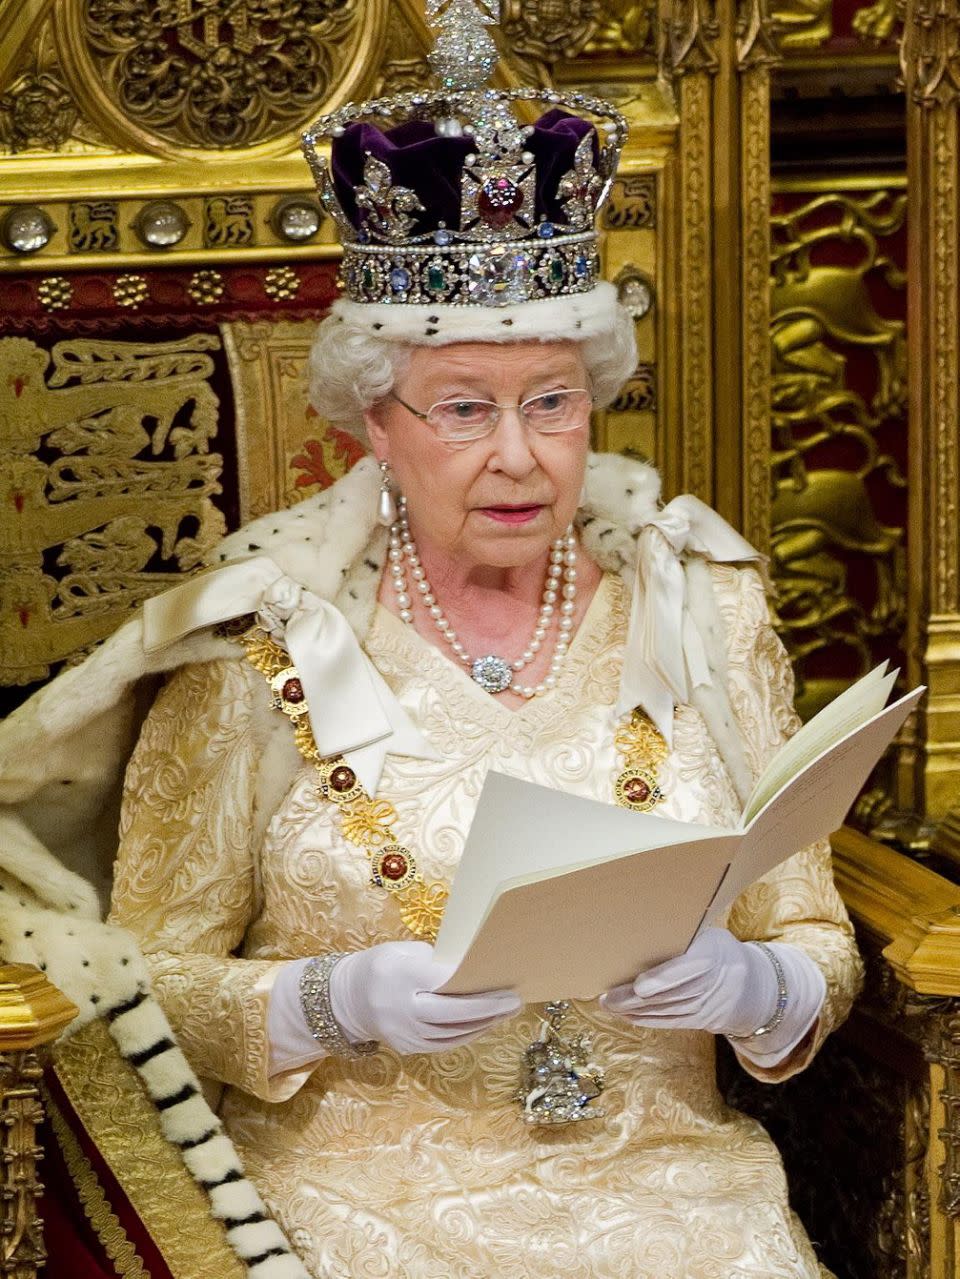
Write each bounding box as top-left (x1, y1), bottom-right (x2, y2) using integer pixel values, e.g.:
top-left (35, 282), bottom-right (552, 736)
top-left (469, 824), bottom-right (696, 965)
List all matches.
top-left (331, 108), bottom-right (597, 238)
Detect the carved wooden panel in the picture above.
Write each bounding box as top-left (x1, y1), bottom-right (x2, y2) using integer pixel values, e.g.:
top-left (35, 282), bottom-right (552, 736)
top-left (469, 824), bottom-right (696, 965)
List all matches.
top-left (0, 333), bottom-right (227, 690)
top-left (771, 0), bottom-right (901, 52)
top-left (769, 178), bottom-right (908, 721)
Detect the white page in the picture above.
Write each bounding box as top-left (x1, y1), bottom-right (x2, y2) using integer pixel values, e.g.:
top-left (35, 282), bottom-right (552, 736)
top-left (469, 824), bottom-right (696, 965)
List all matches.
top-left (433, 679), bottom-right (922, 1000)
top-left (713, 684), bottom-right (924, 913)
top-left (433, 771), bottom-right (725, 966)
top-left (437, 833), bottom-right (736, 1000)
top-left (741, 664), bottom-right (896, 823)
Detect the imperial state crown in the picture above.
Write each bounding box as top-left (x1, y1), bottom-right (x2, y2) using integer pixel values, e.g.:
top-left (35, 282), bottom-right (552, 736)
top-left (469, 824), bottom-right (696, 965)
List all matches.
top-left (300, 0), bottom-right (627, 312)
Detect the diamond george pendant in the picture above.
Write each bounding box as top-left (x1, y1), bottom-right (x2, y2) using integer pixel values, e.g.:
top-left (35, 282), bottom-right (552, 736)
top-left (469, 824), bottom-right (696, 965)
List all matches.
top-left (517, 1001), bottom-right (605, 1126)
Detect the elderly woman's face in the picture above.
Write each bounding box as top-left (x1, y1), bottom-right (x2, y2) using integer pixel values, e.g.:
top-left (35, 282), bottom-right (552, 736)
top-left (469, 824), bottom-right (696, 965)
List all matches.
top-left (364, 340), bottom-right (590, 569)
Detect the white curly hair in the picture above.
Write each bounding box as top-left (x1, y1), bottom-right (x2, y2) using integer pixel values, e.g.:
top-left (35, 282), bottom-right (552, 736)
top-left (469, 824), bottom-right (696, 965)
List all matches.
top-left (307, 304), bottom-right (638, 449)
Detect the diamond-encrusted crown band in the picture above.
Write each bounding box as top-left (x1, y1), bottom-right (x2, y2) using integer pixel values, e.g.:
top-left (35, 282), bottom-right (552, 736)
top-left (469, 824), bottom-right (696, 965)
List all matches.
top-left (340, 228), bottom-right (600, 309)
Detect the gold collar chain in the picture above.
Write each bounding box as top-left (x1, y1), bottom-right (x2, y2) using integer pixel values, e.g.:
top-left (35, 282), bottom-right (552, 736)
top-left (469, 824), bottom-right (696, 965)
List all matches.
top-left (238, 623), bottom-right (449, 942)
top-left (235, 619), bottom-right (669, 1126)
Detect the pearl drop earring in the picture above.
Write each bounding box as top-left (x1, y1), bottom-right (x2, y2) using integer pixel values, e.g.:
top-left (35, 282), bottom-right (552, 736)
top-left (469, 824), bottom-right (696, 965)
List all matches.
top-left (377, 459), bottom-right (398, 527)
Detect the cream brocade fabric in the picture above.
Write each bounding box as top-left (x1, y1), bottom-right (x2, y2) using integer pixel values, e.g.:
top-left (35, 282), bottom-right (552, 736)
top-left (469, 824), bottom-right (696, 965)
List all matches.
top-left (111, 565), bottom-right (860, 1279)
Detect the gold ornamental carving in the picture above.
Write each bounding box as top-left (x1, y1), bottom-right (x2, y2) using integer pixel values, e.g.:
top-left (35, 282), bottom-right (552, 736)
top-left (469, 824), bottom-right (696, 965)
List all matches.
top-left (935, 202), bottom-right (958, 624)
top-left (76, 0), bottom-right (355, 148)
top-left (769, 186), bottom-right (907, 719)
top-left (603, 175), bottom-right (657, 229)
top-left (372, 6), bottom-right (431, 97)
top-left (584, 1), bottom-right (657, 55)
top-left (0, 335), bottom-right (226, 687)
top-left (899, 0), bottom-right (960, 820)
top-left (832, 830), bottom-right (960, 1268)
top-left (68, 200), bottom-right (119, 253)
top-left (676, 72), bottom-right (713, 498)
top-left (0, 71), bottom-right (77, 152)
top-left (0, 1051), bottom-right (45, 1279)
top-left (769, 0), bottom-right (832, 51)
top-left (903, 1081), bottom-right (932, 1274)
top-left (926, 110), bottom-right (959, 614)
top-left (52, 0), bottom-right (383, 157)
top-left (737, 0), bottom-right (782, 67)
top-left (0, 967), bottom-right (77, 1279)
top-left (665, 0), bottom-right (721, 75)
top-left (904, 0), bottom-right (960, 107)
top-left (203, 196), bottom-right (254, 249)
top-left (739, 71), bottom-right (774, 551)
top-left (500, 0), bottom-right (602, 64)
top-left (923, 1001), bottom-right (960, 1219)
top-left (0, 189), bottom-right (340, 271)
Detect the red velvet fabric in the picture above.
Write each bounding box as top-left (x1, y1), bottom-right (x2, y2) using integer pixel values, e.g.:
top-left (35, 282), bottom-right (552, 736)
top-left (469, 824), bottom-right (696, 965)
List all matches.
top-left (41, 1068), bottom-right (176, 1279)
top-left (0, 259), bottom-right (339, 336)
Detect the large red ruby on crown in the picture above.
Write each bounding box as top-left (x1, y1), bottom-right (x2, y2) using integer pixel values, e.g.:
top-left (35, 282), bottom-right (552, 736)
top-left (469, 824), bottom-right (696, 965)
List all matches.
top-left (478, 177), bottom-right (523, 229)
top-left (329, 765), bottom-right (357, 793)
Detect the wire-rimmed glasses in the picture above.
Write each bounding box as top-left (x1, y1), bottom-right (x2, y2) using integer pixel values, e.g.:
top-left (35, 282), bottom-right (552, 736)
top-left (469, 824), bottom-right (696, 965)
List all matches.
top-left (389, 388), bottom-right (593, 445)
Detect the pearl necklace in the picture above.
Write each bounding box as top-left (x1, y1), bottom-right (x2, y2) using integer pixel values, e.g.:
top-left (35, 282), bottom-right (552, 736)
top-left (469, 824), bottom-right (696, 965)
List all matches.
top-left (388, 500), bottom-right (578, 699)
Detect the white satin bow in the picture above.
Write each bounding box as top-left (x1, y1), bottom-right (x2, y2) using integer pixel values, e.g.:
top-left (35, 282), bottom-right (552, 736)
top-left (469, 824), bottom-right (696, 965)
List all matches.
top-left (142, 556), bottom-right (440, 793)
top-left (617, 496), bottom-right (764, 744)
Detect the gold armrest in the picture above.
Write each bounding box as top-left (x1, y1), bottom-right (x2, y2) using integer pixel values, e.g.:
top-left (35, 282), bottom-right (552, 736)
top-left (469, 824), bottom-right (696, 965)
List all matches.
top-left (832, 825), bottom-right (960, 995)
top-left (0, 965), bottom-right (78, 1052)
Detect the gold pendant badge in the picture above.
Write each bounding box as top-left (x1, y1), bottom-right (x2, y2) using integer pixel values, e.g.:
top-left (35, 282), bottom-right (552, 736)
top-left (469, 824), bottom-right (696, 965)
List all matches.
top-left (613, 709), bottom-right (667, 812)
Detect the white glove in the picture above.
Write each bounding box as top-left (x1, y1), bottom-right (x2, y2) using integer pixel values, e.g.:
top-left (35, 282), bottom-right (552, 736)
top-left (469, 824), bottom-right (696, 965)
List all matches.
top-left (330, 941), bottom-right (521, 1055)
top-left (600, 927), bottom-right (826, 1066)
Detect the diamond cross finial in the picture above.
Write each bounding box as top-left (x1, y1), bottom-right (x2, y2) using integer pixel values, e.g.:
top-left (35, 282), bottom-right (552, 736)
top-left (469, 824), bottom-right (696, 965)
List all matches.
top-left (426, 0), bottom-right (499, 25)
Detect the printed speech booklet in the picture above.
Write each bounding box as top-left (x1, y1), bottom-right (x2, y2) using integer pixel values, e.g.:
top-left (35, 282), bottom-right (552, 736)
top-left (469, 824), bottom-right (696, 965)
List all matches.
top-left (434, 665), bottom-right (922, 1001)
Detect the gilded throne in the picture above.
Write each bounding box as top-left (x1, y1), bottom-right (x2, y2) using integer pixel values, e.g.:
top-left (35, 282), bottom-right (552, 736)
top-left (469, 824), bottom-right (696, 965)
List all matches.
top-left (0, 1), bottom-right (958, 1276)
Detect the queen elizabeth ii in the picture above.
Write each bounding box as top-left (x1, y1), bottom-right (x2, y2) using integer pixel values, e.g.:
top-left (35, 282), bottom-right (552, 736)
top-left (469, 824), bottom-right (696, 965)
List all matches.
top-left (0, 8), bottom-right (861, 1277)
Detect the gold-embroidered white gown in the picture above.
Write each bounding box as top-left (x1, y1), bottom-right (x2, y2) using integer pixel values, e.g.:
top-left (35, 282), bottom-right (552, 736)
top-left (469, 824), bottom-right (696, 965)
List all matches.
top-left (110, 564), bottom-right (860, 1279)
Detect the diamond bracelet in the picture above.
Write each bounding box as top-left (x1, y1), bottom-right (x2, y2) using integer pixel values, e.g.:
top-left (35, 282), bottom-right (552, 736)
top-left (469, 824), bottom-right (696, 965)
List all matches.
top-left (727, 941), bottom-right (788, 1041)
top-left (299, 954), bottom-right (379, 1058)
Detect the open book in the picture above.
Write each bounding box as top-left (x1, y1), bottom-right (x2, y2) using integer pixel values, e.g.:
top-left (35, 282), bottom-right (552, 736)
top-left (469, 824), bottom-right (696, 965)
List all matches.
top-left (434, 665), bottom-right (923, 1001)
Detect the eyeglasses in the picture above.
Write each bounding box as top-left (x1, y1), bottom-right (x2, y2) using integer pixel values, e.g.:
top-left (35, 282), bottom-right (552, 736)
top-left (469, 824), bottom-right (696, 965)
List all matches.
top-left (389, 388), bottom-right (593, 445)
